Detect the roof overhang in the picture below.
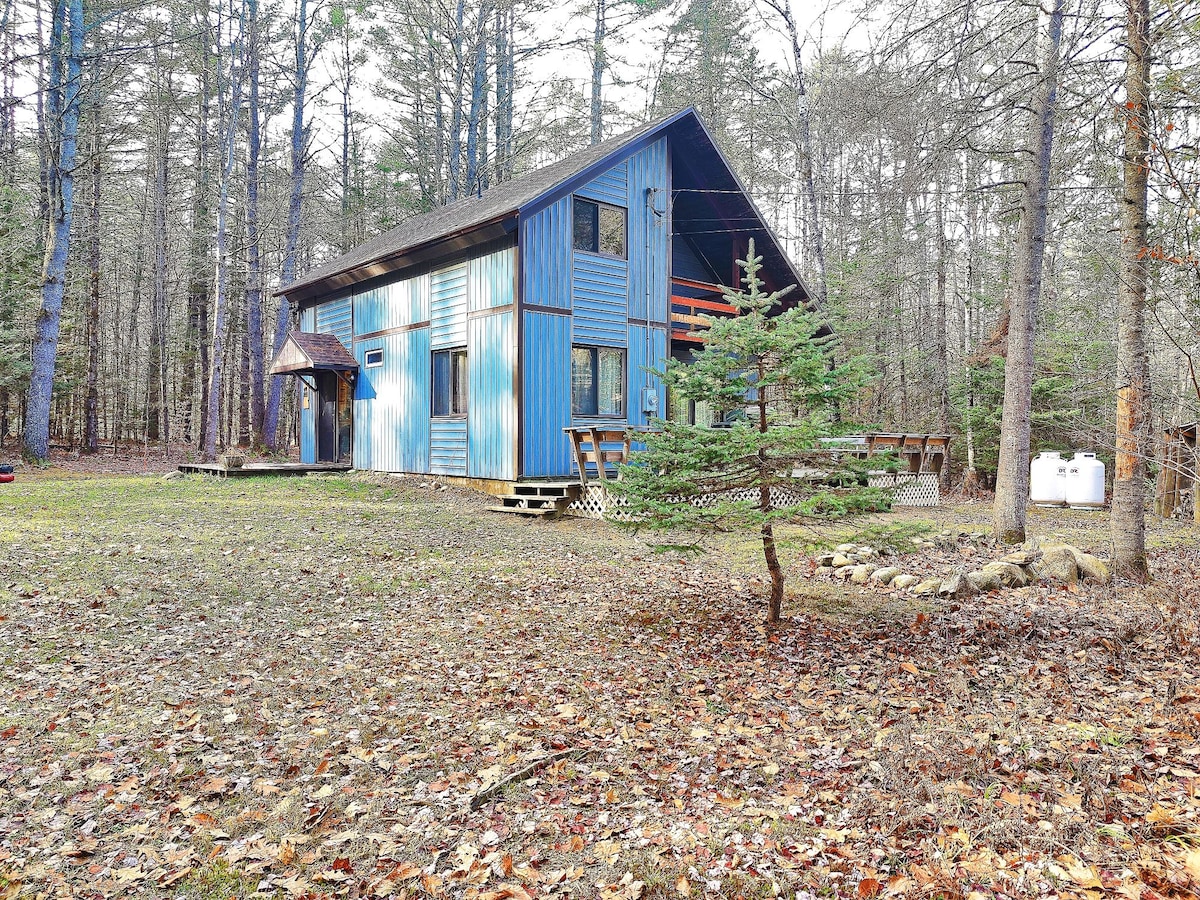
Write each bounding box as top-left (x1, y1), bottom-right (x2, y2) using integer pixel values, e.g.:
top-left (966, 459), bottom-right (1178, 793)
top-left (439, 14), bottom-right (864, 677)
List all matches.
top-left (269, 331), bottom-right (359, 376)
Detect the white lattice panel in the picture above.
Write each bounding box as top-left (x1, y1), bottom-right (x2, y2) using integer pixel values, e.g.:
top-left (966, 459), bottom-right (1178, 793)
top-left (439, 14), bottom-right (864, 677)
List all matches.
top-left (868, 473), bottom-right (940, 507)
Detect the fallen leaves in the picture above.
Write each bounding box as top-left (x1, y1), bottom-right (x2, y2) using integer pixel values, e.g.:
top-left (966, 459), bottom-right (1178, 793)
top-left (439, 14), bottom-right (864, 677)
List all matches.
top-left (1, 474), bottom-right (1199, 899)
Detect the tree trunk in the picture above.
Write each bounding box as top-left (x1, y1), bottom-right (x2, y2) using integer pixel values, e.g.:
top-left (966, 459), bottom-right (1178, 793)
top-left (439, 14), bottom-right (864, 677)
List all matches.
top-left (1111, 0), bottom-right (1152, 577)
top-left (265, 0), bottom-right (314, 451)
top-left (204, 1), bottom-right (244, 461)
top-left (991, 0), bottom-right (1063, 544)
top-left (147, 95), bottom-right (169, 446)
top-left (84, 101), bottom-right (100, 453)
top-left (245, 0), bottom-right (265, 446)
top-left (590, 0), bottom-right (604, 144)
top-left (24, 0), bottom-right (81, 462)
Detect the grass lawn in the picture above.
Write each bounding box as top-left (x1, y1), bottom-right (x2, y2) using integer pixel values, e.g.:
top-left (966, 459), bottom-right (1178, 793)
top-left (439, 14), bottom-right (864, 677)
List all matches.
top-left (1, 472), bottom-right (1198, 899)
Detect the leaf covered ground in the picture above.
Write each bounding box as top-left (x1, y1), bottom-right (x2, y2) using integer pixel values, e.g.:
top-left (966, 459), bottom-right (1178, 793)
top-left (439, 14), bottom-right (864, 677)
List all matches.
top-left (1, 472), bottom-right (1198, 900)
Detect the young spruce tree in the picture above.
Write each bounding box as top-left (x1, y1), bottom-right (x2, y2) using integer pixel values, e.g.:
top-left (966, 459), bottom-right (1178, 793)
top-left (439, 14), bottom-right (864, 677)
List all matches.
top-left (614, 240), bottom-right (887, 626)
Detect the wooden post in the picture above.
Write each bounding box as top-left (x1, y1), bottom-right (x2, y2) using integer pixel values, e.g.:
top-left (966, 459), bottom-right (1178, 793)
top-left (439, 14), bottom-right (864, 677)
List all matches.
top-left (1162, 437), bottom-right (1178, 517)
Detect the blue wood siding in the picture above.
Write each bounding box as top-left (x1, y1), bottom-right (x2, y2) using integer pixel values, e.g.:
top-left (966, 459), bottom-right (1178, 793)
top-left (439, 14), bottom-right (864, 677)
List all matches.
top-left (353, 328), bottom-right (430, 473)
top-left (469, 247), bottom-right (515, 311)
top-left (627, 139), bottom-right (670, 323)
top-left (467, 311), bottom-right (516, 479)
top-left (521, 311), bottom-right (572, 476)
top-left (299, 306), bottom-right (316, 464)
top-left (574, 160), bottom-right (627, 206)
top-left (430, 418), bottom-right (467, 476)
top-left (354, 273), bottom-right (429, 334)
top-left (314, 296), bottom-right (352, 345)
top-left (572, 252), bottom-right (627, 346)
top-left (672, 233), bottom-right (716, 285)
top-left (627, 324), bottom-right (668, 428)
top-left (431, 264), bottom-right (468, 348)
top-left (521, 196), bottom-right (572, 308)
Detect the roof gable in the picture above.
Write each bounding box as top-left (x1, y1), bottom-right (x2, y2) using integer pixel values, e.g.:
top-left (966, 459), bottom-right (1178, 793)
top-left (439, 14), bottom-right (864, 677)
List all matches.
top-left (269, 331), bottom-right (358, 375)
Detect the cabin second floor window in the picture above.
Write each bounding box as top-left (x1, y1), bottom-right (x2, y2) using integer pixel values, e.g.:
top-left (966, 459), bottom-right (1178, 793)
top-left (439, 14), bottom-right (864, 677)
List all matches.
top-left (572, 346), bottom-right (624, 417)
top-left (432, 348), bottom-right (468, 416)
top-left (573, 198), bottom-right (626, 258)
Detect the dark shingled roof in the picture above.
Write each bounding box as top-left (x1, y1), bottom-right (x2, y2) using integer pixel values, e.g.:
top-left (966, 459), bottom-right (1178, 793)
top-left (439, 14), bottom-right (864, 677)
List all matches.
top-left (283, 112), bottom-right (686, 303)
top-left (269, 331), bottom-right (358, 375)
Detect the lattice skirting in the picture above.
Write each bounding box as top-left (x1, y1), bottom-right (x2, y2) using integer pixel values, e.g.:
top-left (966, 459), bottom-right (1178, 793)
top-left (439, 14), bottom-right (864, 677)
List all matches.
top-left (867, 472), bottom-right (940, 507)
top-left (566, 475), bottom-right (940, 520)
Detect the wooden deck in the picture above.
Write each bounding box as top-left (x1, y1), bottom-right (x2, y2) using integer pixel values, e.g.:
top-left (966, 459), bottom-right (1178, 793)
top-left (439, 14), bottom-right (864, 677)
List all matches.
top-left (178, 462), bottom-right (352, 477)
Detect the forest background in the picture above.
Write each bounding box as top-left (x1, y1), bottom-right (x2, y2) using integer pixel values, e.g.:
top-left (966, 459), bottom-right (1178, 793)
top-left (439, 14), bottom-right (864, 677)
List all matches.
top-left (1, 0), bottom-right (1198, 495)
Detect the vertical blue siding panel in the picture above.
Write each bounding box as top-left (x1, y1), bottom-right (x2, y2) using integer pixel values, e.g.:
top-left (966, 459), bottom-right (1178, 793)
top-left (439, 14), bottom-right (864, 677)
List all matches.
top-left (299, 306), bottom-right (316, 464)
top-left (430, 419), bottom-right (468, 475)
top-left (314, 296), bottom-right (353, 345)
top-left (627, 324), bottom-right (669, 428)
top-left (522, 197), bottom-right (572, 309)
top-left (354, 328), bottom-right (432, 473)
top-left (575, 161), bottom-right (628, 206)
top-left (627, 138), bottom-right (669, 323)
top-left (469, 247), bottom-right (515, 311)
top-left (354, 274), bottom-right (430, 334)
top-left (467, 311), bottom-right (516, 479)
top-left (431, 264), bottom-right (468, 348)
top-left (522, 311), bottom-right (572, 476)
top-left (571, 252), bottom-right (627, 346)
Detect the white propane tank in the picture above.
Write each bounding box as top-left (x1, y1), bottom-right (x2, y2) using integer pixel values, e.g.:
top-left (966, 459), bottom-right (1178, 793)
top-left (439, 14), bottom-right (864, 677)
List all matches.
top-left (1029, 451), bottom-right (1068, 506)
top-left (1065, 452), bottom-right (1106, 509)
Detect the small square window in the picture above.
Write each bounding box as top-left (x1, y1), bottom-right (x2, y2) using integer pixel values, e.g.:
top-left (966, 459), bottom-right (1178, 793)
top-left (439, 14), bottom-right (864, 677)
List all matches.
top-left (571, 345), bottom-right (624, 416)
top-left (432, 348), bottom-right (468, 416)
top-left (364, 349), bottom-right (384, 368)
top-left (572, 197), bottom-right (626, 258)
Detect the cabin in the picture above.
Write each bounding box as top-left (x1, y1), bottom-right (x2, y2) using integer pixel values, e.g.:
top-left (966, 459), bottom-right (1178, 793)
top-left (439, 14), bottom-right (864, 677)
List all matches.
top-left (271, 107), bottom-right (809, 492)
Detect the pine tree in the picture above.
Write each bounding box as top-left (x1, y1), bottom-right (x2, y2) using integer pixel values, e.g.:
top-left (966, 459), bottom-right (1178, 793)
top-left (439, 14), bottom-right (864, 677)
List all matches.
top-left (613, 240), bottom-right (887, 626)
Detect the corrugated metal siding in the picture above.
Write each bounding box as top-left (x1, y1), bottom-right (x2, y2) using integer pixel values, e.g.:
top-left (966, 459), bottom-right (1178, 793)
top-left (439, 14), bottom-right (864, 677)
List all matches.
top-left (572, 252), bottom-right (627, 346)
top-left (522, 197), bottom-right (572, 308)
top-left (314, 296), bottom-right (353, 345)
top-left (354, 273), bottom-right (429, 334)
top-left (430, 264), bottom-right (468, 348)
top-left (627, 138), bottom-right (669, 323)
top-left (430, 418), bottom-right (468, 476)
top-left (522, 311), bottom-right (572, 477)
top-left (353, 328), bottom-right (431, 473)
top-left (467, 311), bottom-right (516, 479)
top-left (469, 247), bottom-right (515, 311)
top-left (627, 324), bottom-right (669, 428)
top-left (575, 160), bottom-right (628, 206)
top-left (299, 307), bottom-right (316, 463)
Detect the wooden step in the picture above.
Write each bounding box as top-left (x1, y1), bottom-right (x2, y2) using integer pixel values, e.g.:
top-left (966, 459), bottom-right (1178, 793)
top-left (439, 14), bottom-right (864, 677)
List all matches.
top-left (486, 504), bottom-right (561, 517)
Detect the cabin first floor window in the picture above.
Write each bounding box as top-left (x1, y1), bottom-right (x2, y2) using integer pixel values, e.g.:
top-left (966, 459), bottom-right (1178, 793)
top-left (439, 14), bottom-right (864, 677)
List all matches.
top-left (571, 346), bottom-right (625, 417)
top-left (364, 348), bottom-right (384, 368)
top-left (572, 197), bottom-right (627, 258)
top-left (432, 348), bottom-right (468, 416)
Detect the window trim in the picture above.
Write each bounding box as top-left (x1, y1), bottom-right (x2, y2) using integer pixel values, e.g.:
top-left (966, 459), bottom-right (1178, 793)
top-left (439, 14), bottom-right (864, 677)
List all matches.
top-left (431, 347), bottom-right (468, 418)
top-left (572, 196), bottom-right (628, 260)
top-left (571, 345), bottom-right (626, 419)
top-left (364, 348), bottom-right (384, 368)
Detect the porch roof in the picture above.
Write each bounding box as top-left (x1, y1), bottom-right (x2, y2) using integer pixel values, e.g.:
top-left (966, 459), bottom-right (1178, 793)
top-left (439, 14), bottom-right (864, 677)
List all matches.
top-left (268, 331), bottom-right (359, 376)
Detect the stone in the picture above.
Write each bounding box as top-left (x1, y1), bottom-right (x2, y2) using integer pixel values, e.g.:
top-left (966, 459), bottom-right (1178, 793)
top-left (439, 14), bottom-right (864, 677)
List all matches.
top-left (835, 543), bottom-right (856, 554)
top-left (815, 566), bottom-right (834, 577)
top-left (834, 565), bottom-right (856, 580)
top-left (871, 566), bottom-right (901, 585)
top-left (1073, 551), bottom-right (1111, 584)
top-left (938, 573), bottom-right (976, 598)
top-left (849, 564), bottom-right (876, 584)
top-left (830, 553), bottom-right (853, 568)
top-left (816, 552), bottom-right (837, 567)
top-left (967, 569), bottom-right (1001, 592)
top-left (1032, 545), bottom-right (1079, 584)
top-left (161, 470), bottom-right (184, 481)
top-left (912, 578), bottom-right (942, 595)
top-left (999, 550), bottom-right (1042, 567)
top-left (891, 574), bottom-right (919, 590)
top-left (980, 560), bottom-right (1029, 588)
top-left (856, 546), bottom-right (878, 559)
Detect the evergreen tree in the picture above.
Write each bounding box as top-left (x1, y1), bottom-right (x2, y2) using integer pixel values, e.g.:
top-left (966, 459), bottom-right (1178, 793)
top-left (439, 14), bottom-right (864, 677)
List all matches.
top-left (613, 240), bottom-right (888, 626)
